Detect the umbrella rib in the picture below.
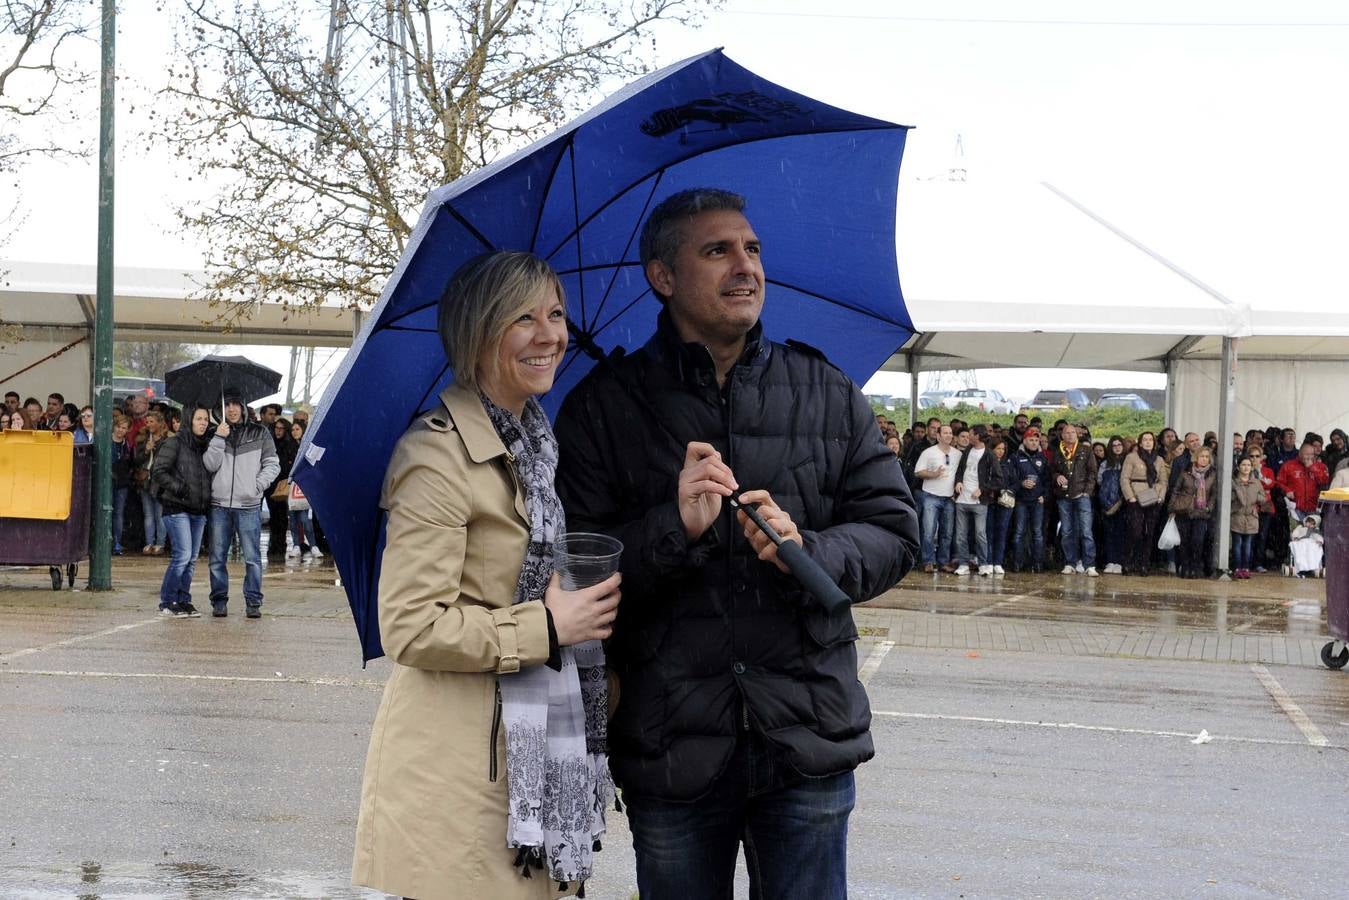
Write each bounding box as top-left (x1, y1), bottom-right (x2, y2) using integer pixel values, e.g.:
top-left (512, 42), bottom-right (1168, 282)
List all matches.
top-left (443, 202), bottom-right (499, 254)
top-left (592, 286), bottom-right (654, 337)
top-left (540, 123), bottom-right (905, 264)
top-left (529, 134), bottom-right (577, 255)
top-left (411, 359), bottom-right (452, 421)
top-left (569, 141), bottom-right (587, 327)
top-left (587, 174), bottom-right (665, 331)
top-left (765, 277), bottom-right (910, 327)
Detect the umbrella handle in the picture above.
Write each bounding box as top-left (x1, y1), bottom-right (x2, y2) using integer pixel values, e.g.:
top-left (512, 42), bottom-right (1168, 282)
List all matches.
top-left (729, 499), bottom-right (851, 613)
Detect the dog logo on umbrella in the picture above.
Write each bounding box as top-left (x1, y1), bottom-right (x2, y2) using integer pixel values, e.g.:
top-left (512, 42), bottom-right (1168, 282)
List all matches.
top-left (641, 91), bottom-right (810, 141)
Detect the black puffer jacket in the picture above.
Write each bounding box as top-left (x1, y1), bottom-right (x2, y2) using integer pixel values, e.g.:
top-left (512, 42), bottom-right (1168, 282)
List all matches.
top-left (151, 431), bottom-right (213, 516)
top-left (554, 314), bottom-right (918, 801)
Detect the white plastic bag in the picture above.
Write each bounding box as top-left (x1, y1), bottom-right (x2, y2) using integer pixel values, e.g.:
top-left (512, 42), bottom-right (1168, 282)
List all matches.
top-left (1158, 515), bottom-right (1181, 550)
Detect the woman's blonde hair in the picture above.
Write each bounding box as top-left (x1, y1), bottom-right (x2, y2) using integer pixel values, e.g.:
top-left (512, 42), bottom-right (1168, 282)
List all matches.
top-left (437, 251), bottom-right (566, 391)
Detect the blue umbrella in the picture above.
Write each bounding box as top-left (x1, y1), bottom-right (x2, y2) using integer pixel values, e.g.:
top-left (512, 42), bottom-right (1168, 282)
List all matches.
top-left (293, 49), bottom-right (914, 662)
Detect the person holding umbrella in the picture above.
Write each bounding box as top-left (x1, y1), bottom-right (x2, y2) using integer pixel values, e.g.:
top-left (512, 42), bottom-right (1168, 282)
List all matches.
top-left (352, 251), bottom-right (621, 899)
top-left (553, 189), bottom-right (918, 899)
top-left (203, 392), bottom-right (280, 618)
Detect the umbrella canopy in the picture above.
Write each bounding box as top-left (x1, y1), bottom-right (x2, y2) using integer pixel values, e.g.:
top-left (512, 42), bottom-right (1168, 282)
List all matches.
top-left (293, 49), bottom-right (914, 662)
top-left (164, 354), bottom-right (282, 412)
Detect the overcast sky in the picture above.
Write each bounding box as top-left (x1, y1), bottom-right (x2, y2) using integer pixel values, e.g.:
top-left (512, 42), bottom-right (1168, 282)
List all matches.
top-left (6, 0), bottom-right (1348, 406)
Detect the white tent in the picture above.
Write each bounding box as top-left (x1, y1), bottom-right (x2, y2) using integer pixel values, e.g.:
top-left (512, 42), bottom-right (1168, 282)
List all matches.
top-left (0, 260), bottom-right (356, 406)
top-left (881, 178), bottom-right (1349, 575)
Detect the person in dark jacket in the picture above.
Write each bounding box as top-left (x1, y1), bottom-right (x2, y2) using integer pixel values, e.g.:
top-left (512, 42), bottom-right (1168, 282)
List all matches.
top-left (152, 405), bottom-right (215, 617)
top-left (983, 435), bottom-right (1014, 574)
top-left (1050, 423), bottom-right (1099, 576)
top-left (1096, 436), bottom-right (1127, 574)
top-left (265, 417), bottom-right (296, 560)
top-left (553, 188), bottom-right (918, 900)
top-left (1010, 428), bottom-right (1049, 571)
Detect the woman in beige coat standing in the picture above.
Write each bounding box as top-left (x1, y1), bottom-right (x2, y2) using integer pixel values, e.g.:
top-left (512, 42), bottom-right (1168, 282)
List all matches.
top-left (1120, 431), bottom-right (1170, 576)
top-left (353, 252), bottom-right (621, 900)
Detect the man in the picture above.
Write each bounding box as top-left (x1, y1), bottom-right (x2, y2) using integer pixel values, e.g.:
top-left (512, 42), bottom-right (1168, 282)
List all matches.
top-left (952, 424), bottom-right (989, 576)
top-left (123, 393), bottom-right (150, 447)
top-left (1010, 412), bottom-right (1029, 448)
top-left (914, 424), bottom-right (959, 574)
top-left (3, 391), bottom-right (18, 415)
top-left (1232, 431), bottom-right (1245, 465)
top-left (259, 403), bottom-right (282, 429)
top-left (1011, 427), bottom-right (1049, 571)
top-left (903, 419), bottom-right (935, 474)
top-left (37, 393), bottom-right (65, 430)
top-left (1276, 441), bottom-right (1329, 518)
top-left (554, 189), bottom-right (917, 899)
top-left (1050, 423), bottom-right (1099, 576)
top-left (1269, 428), bottom-right (1299, 473)
top-left (203, 392), bottom-right (280, 618)
top-left (291, 409), bottom-right (310, 428)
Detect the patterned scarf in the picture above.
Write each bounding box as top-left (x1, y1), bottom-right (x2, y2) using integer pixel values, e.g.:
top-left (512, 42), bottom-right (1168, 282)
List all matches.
top-left (480, 393), bottom-right (611, 891)
top-left (1192, 465), bottom-right (1211, 510)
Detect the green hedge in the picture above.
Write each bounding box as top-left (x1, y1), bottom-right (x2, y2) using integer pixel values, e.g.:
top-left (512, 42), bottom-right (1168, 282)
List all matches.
top-left (872, 401), bottom-right (1166, 440)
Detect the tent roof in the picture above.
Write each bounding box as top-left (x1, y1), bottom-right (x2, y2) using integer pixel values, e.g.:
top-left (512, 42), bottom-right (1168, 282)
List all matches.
top-left (1, 260), bottom-right (356, 347)
top-left (881, 180), bottom-right (1349, 374)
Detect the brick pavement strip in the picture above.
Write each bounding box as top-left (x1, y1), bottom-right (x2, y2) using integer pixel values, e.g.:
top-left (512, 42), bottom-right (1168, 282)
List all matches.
top-left (851, 607), bottom-right (1325, 667)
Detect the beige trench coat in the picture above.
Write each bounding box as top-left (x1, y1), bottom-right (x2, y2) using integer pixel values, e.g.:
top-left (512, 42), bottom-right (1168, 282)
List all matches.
top-left (352, 385), bottom-right (569, 900)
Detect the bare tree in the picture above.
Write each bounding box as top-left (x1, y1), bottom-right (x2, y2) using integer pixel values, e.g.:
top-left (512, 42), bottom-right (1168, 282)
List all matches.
top-left (0, 1), bottom-right (92, 168)
top-left (152, 0), bottom-right (711, 319)
top-left (115, 341), bottom-right (218, 380)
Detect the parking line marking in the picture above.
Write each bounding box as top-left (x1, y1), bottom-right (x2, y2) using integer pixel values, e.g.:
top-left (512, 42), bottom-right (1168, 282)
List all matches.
top-left (1250, 663), bottom-right (1329, 747)
top-left (0, 668), bottom-right (384, 688)
top-left (0, 617), bottom-right (161, 662)
top-left (858, 640), bottom-right (895, 686)
top-left (964, 592), bottom-right (1034, 618)
top-left (872, 710), bottom-right (1342, 749)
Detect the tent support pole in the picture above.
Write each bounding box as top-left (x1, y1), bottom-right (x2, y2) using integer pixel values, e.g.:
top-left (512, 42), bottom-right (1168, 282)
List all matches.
top-left (908, 355), bottom-right (919, 428)
top-left (89, 0), bottom-right (116, 591)
top-left (1214, 337), bottom-right (1238, 580)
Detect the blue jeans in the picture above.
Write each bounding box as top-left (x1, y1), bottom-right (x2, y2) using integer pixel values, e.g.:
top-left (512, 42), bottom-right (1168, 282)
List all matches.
top-left (989, 505), bottom-right (1013, 568)
top-left (289, 509), bottom-right (316, 549)
top-left (159, 513), bottom-right (207, 609)
top-left (112, 486), bottom-right (128, 552)
top-left (1233, 532), bottom-right (1255, 570)
top-left (1056, 496), bottom-right (1096, 567)
top-left (1012, 499), bottom-right (1045, 570)
top-left (208, 505), bottom-right (263, 607)
top-left (918, 491), bottom-right (955, 565)
top-left (624, 736), bottom-right (854, 900)
top-left (141, 491), bottom-right (165, 547)
top-left (954, 502), bottom-right (988, 566)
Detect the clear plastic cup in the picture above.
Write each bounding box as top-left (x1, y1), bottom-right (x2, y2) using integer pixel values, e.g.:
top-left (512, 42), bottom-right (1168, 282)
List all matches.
top-left (555, 532), bottom-right (623, 590)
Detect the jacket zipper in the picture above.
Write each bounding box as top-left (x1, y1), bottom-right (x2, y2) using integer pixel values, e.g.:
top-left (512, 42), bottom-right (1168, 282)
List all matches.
top-left (723, 370), bottom-right (750, 733)
top-left (489, 681), bottom-right (502, 782)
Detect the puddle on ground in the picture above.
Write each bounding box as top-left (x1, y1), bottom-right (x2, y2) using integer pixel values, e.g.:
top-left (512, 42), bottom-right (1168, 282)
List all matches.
top-left (0, 860), bottom-right (381, 899)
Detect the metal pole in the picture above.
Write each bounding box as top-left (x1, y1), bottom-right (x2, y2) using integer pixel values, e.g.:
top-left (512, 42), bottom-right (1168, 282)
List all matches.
top-left (1162, 358), bottom-right (1175, 428)
top-left (1214, 337), bottom-right (1238, 579)
top-left (88, 0), bottom-right (116, 590)
top-left (908, 356), bottom-right (919, 428)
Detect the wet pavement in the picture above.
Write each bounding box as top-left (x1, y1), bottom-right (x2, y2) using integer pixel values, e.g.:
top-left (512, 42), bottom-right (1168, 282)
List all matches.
top-left (2, 554), bottom-right (1346, 897)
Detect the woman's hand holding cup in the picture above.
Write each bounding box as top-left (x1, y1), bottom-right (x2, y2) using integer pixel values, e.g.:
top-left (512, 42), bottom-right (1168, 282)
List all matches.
top-left (544, 571), bottom-right (621, 646)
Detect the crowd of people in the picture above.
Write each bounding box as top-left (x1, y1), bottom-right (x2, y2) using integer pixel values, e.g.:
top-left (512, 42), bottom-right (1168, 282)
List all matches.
top-left (2, 389), bottom-right (322, 617)
top-left (877, 412), bottom-right (1348, 579)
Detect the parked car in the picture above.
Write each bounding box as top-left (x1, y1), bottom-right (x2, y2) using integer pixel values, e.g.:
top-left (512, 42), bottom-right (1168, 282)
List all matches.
top-left (111, 376), bottom-right (167, 407)
top-left (1096, 392), bottom-right (1152, 411)
top-left (941, 388), bottom-right (1016, 415)
top-left (1021, 388), bottom-right (1092, 413)
top-left (917, 390), bottom-right (952, 410)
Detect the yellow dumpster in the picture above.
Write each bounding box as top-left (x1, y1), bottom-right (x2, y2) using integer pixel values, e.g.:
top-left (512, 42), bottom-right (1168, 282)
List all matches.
top-left (0, 430), bottom-right (76, 520)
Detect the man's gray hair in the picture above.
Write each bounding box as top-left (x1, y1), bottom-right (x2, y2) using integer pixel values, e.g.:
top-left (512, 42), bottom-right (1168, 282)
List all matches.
top-left (639, 189), bottom-right (747, 293)
top-left (437, 251), bottom-right (565, 392)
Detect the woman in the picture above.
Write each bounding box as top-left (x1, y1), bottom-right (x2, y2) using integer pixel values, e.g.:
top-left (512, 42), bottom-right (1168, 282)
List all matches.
top-left (1323, 428), bottom-right (1348, 475)
top-left (285, 420), bottom-right (321, 559)
top-left (110, 414), bottom-right (133, 555)
top-left (984, 436), bottom-right (1015, 575)
top-left (1097, 436), bottom-right (1127, 574)
top-left (1121, 431), bottom-right (1168, 576)
top-left (354, 252), bottom-right (621, 900)
top-left (1169, 445), bottom-right (1218, 578)
top-left (55, 410), bottom-right (75, 432)
top-left (1230, 456), bottom-right (1263, 579)
top-left (134, 410), bottom-right (169, 554)
top-left (73, 406), bottom-right (95, 444)
top-left (268, 417), bottom-right (297, 559)
top-left (151, 406), bottom-right (214, 616)
top-left (1247, 447), bottom-right (1277, 572)
top-left (0, 411), bottom-right (9, 431)
top-left (8, 408), bottom-right (26, 429)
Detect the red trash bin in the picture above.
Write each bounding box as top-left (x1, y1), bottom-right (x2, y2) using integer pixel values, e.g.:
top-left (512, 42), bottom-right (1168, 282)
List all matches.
top-left (1320, 498), bottom-right (1349, 669)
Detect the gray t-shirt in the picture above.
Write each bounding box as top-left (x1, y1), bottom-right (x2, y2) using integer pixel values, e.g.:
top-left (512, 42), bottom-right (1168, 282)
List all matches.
top-left (957, 447), bottom-right (984, 505)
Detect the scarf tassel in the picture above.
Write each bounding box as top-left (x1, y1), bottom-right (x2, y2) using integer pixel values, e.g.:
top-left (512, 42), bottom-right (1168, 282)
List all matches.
top-left (578, 881), bottom-right (587, 898)
top-left (592, 839), bottom-right (602, 852)
top-left (514, 846), bottom-right (546, 879)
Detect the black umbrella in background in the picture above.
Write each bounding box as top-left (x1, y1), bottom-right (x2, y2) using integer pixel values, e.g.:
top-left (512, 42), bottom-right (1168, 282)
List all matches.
top-left (164, 355), bottom-right (282, 415)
